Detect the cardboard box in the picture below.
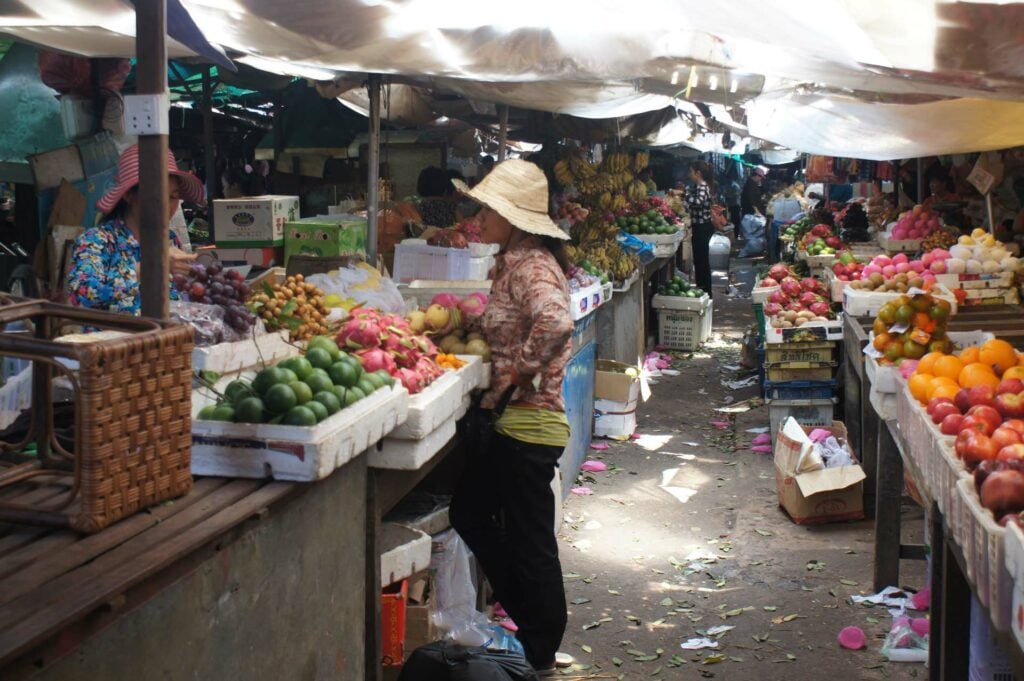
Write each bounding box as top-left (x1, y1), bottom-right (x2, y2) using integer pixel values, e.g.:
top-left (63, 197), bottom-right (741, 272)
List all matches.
top-left (595, 360), bottom-right (649, 404)
top-left (200, 245), bottom-right (283, 268)
top-left (284, 216), bottom-right (369, 265)
top-left (774, 419), bottom-right (866, 525)
top-left (381, 580), bottom-right (408, 666)
top-left (213, 195), bottom-right (299, 246)
top-left (404, 574), bottom-right (438, 657)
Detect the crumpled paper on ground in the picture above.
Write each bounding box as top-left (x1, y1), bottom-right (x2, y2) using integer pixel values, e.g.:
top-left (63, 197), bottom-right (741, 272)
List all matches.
top-left (680, 638), bottom-right (719, 650)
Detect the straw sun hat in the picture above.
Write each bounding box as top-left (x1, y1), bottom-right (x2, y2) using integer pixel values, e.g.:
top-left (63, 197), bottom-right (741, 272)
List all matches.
top-left (451, 159), bottom-right (568, 240)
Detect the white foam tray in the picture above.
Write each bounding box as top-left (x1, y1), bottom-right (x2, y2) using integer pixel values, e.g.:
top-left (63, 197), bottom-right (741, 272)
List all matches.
top-left (865, 331), bottom-right (993, 394)
top-left (751, 285), bottom-right (779, 305)
top-left (192, 331), bottom-right (299, 373)
top-left (454, 354), bottom-right (486, 396)
top-left (570, 282), bottom-right (604, 320)
top-left (380, 523), bottom-right (432, 587)
top-left (371, 414), bottom-right (459, 471)
top-left (388, 369), bottom-right (463, 440)
top-left (842, 283), bottom-right (957, 317)
top-left (1004, 522), bottom-right (1024, 650)
top-left (191, 383), bottom-right (409, 481)
top-left (652, 293), bottom-right (709, 311)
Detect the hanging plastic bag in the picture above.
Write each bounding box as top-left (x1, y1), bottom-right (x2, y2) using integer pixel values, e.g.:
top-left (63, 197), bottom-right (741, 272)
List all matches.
top-left (430, 530), bottom-right (498, 648)
top-left (738, 214), bottom-right (767, 257)
top-left (616, 233), bottom-right (656, 265)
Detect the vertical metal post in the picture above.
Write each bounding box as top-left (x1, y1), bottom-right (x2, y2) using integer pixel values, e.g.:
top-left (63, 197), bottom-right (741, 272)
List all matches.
top-left (985, 192), bottom-right (996, 233)
top-left (497, 104), bottom-right (509, 161)
top-left (366, 75), bottom-right (381, 264)
top-left (202, 66), bottom-right (216, 240)
top-left (916, 157), bottom-right (924, 205)
top-left (136, 0), bottom-right (170, 320)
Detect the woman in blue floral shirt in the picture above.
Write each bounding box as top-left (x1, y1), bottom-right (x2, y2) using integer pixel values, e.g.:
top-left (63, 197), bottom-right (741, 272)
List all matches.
top-left (67, 145), bottom-right (204, 315)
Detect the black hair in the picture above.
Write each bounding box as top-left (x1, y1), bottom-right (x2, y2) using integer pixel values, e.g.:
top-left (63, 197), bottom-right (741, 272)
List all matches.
top-left (103, 187), bottom-right (138, 221)
top-left (540, 235), bottom-right (572, 274)
top-left (417, 166), bottom-right (452, 198)
top-left (691, 160), bottom-right (716, 194)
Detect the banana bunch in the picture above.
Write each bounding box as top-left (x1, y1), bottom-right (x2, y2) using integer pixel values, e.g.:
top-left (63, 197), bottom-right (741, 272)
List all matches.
top-left (627, 180), bottom-right (648, 202)
top-left (570, 155), bottom-right (596, 179)
top-left (571, 240), bottom-right (639, 282)
top-left (611, 194), bottom-right (628, 212)
top-left (634, 151), bottom-right (650, 172)
top-left (597, 191), bottom-right (612, 209)
top-left (605, 152), bottom-right (631, 174)
top-left (554, 160), bottom-right (574, 187)
top-left (576, 173), bottom-right (615, 195)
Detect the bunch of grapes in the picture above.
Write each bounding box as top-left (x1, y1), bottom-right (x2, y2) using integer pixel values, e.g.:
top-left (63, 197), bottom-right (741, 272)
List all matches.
top-left (174, 263), bottom-right (256, 333)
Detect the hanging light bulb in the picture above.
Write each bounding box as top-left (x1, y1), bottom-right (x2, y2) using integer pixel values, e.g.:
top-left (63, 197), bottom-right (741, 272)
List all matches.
top-left (708, 75), bottom-right (718, 91)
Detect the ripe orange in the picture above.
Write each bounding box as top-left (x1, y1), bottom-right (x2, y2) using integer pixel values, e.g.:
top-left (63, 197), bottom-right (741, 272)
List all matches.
top-left (1002, 366), bottom-right (1024, 381)
top-left (909, 373), bottom-right (934, 404)
top-left (933, 355), bottom-right (965, 382)
top-left (959, 346), bottom-right (981, 365)
top-left (926, 376), bottom-right (960, 401)
top-left (917, 352), bottom-right (944, 376)
top-left (980, 339), bottom-right (1018, 375)
top-left (959, 362), bottom-right (999, 389)
top-left (929, 383), bottom-right (960, 402)
top-left (873, 333), bottom-right (891, 352)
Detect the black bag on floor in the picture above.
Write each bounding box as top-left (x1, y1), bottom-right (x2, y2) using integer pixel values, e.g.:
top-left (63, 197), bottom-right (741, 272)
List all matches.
top-left (397, 641), bottom-right (539, 681)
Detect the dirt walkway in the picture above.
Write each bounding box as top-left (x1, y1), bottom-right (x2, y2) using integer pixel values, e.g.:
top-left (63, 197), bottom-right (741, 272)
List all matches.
top-left (554, 289), bottom-right (926, 679)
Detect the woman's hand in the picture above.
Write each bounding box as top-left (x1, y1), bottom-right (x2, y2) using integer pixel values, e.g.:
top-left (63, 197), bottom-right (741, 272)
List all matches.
top-left (169, 247), bottom-right (197, 276)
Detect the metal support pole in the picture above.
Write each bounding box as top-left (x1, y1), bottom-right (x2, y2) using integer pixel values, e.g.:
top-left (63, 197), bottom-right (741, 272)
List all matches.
top-left (136, 0), bottom-right (170, 320)
top-left (202, 66), bottom-right (216, 240)
top-left (985, 192), bottom-right (996, 233)
top-left (497, 104), bottom-right (509, 161)
top-left (366, 75), bottom-right (381, 264)
top-left (916, 157), bottom-right (924, 205)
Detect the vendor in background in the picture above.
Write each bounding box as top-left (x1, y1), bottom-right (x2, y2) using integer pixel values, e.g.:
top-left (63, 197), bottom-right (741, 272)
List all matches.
top-left (722, 167), bottom-right (743, 231)
top-left (923, 173), bottom-right (960, 207)
top-left (639, 167), bottom-right (658, 195)
top-left (449, 159), bottom-right (573, 676)
top-left (416, 166), bottom-right (458, 227)
top-left (685, 160), bottom-right (715, 297)
top-left (741, 166), bottom-right (767, 218)
top-left (67, 145), bottom-right (203, 315)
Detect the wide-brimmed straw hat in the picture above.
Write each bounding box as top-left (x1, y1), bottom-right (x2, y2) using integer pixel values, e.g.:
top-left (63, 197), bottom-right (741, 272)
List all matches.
top-left (451, 159), bottom-right (568, 240)
top-left (97, 144), bottom-right (205, 214)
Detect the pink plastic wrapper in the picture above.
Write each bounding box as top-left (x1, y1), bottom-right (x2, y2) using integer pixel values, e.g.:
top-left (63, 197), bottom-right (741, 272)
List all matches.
top-left (837, 626), bottom-right (867, 650)
top-left (751, 445), bottom-right (773, 453)
top-left (589, 442), bottom-right (610, 451)
top-left (580, 460), bottom-right (609, 472)
top-left (910, 587), bottom-right (930, 611)
top-left (570, 487), bottom-right (594, 496)
top-left (808, 428), bottom-right (833, 442)
top-left (752, 433), bottom-right (772, 445)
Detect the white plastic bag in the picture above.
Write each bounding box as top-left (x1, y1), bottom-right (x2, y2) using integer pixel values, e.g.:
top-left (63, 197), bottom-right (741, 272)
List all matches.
top-left (430, 530), bottom-right (494, 647)
top-left (306, 263), bottom-right (406, 314)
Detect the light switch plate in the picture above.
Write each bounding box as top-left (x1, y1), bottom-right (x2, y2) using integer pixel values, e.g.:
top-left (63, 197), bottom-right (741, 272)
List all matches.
top-left (123, 93), bottom-right (170, 135)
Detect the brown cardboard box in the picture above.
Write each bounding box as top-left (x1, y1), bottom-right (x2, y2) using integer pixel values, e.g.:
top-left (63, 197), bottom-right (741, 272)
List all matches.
top-left (595, 360), bottom-right (648, 404)
top-left (404, 573), bottom-right (437, 656)
top-left (774, 420), bottom-right (865, 525)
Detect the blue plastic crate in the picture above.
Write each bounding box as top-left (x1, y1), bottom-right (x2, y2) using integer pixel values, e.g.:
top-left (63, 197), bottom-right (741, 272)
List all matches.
top-left (763, 379), bottom-right (839, 401)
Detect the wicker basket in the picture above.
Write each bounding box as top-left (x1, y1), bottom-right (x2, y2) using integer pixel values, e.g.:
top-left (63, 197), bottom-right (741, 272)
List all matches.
top-left (0, 299), bottom-right (194, 533)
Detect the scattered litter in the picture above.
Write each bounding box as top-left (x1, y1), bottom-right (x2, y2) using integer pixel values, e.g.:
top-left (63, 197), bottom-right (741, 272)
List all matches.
top-left (660, 369), bottom-right (681, 376)
top-left (746, 427), bottom-right (770, 434)
top-left (571, 487), bottom-right (594, 496)
top-left (706, 625), bottom-right (735, 636)
top-left (751, 433), bottom-right (772, 446)
top-left (851, 586), bottom-right (910, 616)
top-left (630, 433), bottom-right (643, 440)
top-left (751, 445), bottom-right (773, 453)
top-left (754, 528), bottom-right (774, 537)
top-left (721, 364), bottom-right (743, 372)
top-left (589, 442), bottom-right (610, 451)
top-left (910, 587), bottom-right (930, 611)
top-left (583, 520), bottom-right (602, 530)
top-left (659, 468), bottom-right (699, 504)
top-left (682, 441), bottom-right (701, 447)
top-left (722, 376), bottom-right (759, 390)
top-left (837, 626), bottom-right (866, 650)
top-left (680, 638), bottom-right (719, 650)
top-left (710, 420), bottom-right (730, 429)
top-left (581, 459), bottom-right (609, 472)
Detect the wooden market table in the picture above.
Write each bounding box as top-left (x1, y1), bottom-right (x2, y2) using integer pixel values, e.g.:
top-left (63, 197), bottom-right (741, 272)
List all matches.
top-left (0, 468), bottom-right (375, 681)
top-left (845, 305), bottom-right (1024, 680)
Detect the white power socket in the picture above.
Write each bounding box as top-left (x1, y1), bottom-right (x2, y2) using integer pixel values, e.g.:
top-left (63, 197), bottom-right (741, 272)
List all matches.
top-left (123, 93), bottom-right (170, 135)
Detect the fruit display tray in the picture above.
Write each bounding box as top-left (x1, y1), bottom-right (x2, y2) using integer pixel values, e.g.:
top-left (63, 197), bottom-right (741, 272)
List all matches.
top-left (763, 316), bottom-right (844, 344)
top-left (652, 293), bottom-right (709, 312)
top-left (1002, 521), bottom-right (1024, 651)
top-left (570, 282), bottom-right (604, 321)
top-left (751, 285), bottom-right (779, 305)
top-left (191, 383), bottom-right (409, 481)
top-left (386, 369), bottom-right (464, 440)
top-left (454, 354), bottom-right (486, 397)
top-left (865, 331), bottom-right (993, 394)
top-left (192, 330), bottom-right (298, 374)
top-left (957, 478), bottom-right (1013, 631)
top-left (841, 282), bottom-right (957, 317)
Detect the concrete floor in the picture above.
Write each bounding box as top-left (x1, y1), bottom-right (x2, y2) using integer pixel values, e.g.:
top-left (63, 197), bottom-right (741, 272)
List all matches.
top-left (553, 269), bottom-right (927, 679)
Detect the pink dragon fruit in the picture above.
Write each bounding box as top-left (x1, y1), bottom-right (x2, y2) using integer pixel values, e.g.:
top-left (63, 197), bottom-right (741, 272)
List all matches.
top-left (337, 317), bottom-right (384, 350)
top-left (757, 277), bottom-right (779, 288)
top-left (799, 277), bottom-right (821, 293)
top-left (767, 290), bottom-right (788, 306)
top-left (780, 277), bottom-right (801, 298)
top-left (799, 291), bottom-right (819, 307)
top-left (809, 301), bottom-right (831, 317)
top-left (768, 264), bottom-right (790, 281)
top-left (763, 302), bottom-right (783, 316)
top-left (430, 293), bottom-right (461, 308)
top-left (356, 347), bottom-right (397, 375)
top-left (395, 367), bottom-right (424, 394)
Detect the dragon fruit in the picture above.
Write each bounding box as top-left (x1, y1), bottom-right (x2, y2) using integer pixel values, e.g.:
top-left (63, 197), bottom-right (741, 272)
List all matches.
top-left (763, 302), bottom-right (783, 316)
top-left (780, 277), bottom-right (801, 298)
top-left (799, 291), bottom-right (819, 307)
top-left (356, 348), bottom-right (397, 375)
top-left (337, 317), bottom-right (384, 350)
top-left (430, 293), bottom-right (461, 308)
top-left (395, 367), bottom-right (425, 394)
top-left (767, 290), bottom-right (788, 306)
top-left (757, 277), bottom-right (779, 288)
top-left (799, 277), bottom-right (821, 293)
top-left (809, 301), bottom-right (831, 317)
top-left (458, 295), bottom-right (486, 318)
top-left (768, 264), bottom-right (790, 281)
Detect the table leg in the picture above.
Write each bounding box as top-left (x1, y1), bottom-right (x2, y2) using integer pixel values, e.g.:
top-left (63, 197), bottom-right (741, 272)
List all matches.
top-left (844, 355), bottom-right (863, 468)
top-left (928, 503), bottom-right (943, 681)
top-left (874, 420), bottom-right (902, 591)
top-left (940, 532), bottom-right (970, 681)
top-left (861, 381), bottom-right (879, 520)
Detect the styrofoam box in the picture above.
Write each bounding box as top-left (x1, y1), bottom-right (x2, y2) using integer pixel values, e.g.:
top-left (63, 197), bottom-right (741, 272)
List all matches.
top-left (469, 242), bottom-right (500, 258)
top-left (601, 283), bottom-right (613, 306)
top-left (936, 271), bottom-right (1014, 289)
top-left (571, 282), bottom-right (603, 321)
top-left (866, 330), bottom-right (992, 395)
top-left (371, 413), bottom-right (459, 470)
top-left (594, 397), bottom-right (638, 438)
top-left (634, 231), bottom-right (683, 258)
top-left (797, 252), bottom-right (838, 269)
top-left (612, 270), bottom-right (640, 293)
top-left (1002, 521), bottom-right (1024, 650)
top-left (388, 370), bottom-right (463, 440)
top-left (843, 283), bottom-right (957, 318)
top-left (393, 241), bottom-right (493, 283)
top-left (192, 331), bottom-right (298, 373)
top-left (751, 285), bottom-right (780, 305)
top-left (878, 233), bottom-right (921, 253)
top-left (454, 355), bottom-right (486, 396)
top-left (958, 478), bottom-right (1013, 630)
top-left (652, 293), bottom-right (709, 312)
top-left (869, 384), bottom-right (897, 421)
top-left (191, 383), bottom-right (409, 481)
top-left (380, 523), bottom-right (431, 587)
top-left (821, 270), bottom-right (849, 303)
top-left (895, 380), bottom-right (928, 461)
top-left (933, 435), bottom-right (968, 517)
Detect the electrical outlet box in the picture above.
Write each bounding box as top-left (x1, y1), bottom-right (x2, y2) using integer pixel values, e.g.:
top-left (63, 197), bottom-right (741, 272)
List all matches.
top-left (123, 93), bottom-right (170, 135)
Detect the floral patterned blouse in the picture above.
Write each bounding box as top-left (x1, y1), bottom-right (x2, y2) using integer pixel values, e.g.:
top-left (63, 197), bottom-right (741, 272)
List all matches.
top-left (67, 219), bottom-right (181, 316)
top-left (481, 237), bottom-right (574, 412)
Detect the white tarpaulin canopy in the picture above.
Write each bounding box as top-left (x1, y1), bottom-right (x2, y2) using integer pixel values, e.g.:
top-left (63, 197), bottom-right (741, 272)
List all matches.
top-left (3, 0), bottom-right (1024, 158)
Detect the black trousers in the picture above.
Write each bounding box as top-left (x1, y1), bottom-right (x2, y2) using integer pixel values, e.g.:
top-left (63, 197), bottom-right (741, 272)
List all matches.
top-left (691, 221), bottom-right (714, 296)
top-left (450, 432), bottom-right (567, 668)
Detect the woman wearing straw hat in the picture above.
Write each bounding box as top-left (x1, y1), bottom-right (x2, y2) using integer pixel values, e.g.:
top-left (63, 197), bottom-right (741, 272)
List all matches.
top-left (66, 144), bottom-right (204, 315)
top-left (450, 159), bottom-right (573, 675)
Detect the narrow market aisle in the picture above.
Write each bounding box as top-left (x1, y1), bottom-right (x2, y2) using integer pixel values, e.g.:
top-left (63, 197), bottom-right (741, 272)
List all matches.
top-left (556, 285), bottom-right (926, 679)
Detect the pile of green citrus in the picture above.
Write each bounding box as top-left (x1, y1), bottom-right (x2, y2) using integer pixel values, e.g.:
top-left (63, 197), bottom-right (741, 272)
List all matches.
top-left (197, 336), bottom-right (394, 426)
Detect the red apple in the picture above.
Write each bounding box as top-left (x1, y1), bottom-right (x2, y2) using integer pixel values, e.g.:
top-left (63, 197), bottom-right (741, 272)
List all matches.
top-left (954, 388), bottom-right (972, 413)
top-left (931, 402), bottom-right (961, 424)
top-left (975, 459), bottom-right (996, 494)
top-left (1003, 419), bottom-right (1024, 435)
top-left (958, 431), bottom-right (997, 469)
top-left (992, 426), bottom-right (1023, 451)
top-left (995, 392), bottom-right (1024, 419)
top-left (940, 413), bottom-right (965, 435)
top-left (996, 444), bottom-right (1024, 463)
top-left (927, 397), bottom-right (956, 416)
top-left (966, 385), bottom-right (998, 408)
top-left (966, 405), bottom-right (1003, 433)
top-left (980, 469), bottom-right (1024, 517)
top-left (998, 378), bottom-right (1024, 395)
